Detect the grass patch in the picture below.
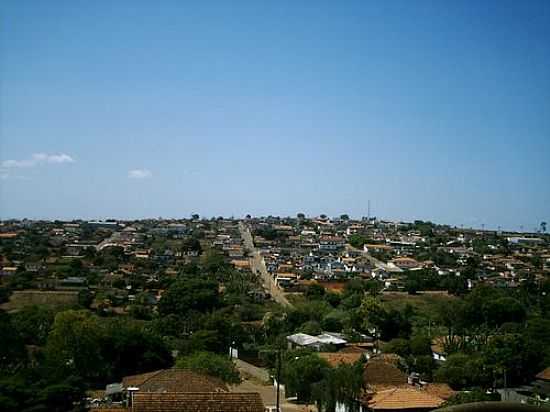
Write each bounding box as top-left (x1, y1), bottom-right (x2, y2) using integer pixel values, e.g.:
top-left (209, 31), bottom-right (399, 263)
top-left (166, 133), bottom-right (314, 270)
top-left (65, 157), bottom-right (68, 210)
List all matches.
top-left (381, 291), bottom-right (457, 330)
top-left (286, 293), bottom-right (307, 306)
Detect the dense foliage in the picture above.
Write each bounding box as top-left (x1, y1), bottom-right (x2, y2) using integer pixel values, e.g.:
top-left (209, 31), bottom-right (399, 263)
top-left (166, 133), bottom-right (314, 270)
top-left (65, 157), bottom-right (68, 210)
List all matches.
top-left (176, 351), bottom-right (241, 384)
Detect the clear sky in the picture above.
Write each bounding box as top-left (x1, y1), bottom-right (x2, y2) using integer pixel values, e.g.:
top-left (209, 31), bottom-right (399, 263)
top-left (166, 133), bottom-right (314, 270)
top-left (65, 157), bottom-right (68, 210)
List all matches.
top-left (1, 0), bottom-right (549, 231)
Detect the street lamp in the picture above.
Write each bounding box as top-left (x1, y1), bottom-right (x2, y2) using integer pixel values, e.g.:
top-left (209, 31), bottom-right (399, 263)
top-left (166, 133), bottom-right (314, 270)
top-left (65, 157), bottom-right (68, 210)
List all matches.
top-left (229, 341), bottom-right (237, 359)
top-left (127, 387), bottom-right (139, 412)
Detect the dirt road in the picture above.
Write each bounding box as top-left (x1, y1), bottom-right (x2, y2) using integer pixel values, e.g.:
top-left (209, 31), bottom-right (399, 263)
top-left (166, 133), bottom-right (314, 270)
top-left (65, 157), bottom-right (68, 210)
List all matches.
top-left (239, 222), bottom-right (292, 307)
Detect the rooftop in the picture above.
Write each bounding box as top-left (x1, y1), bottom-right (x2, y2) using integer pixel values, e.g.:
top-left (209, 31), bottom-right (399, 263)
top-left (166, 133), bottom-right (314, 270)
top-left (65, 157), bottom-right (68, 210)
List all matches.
top-left (364, 387), bottom-right (444, 410)
top-left (319, 352), bottom-right (364, 367)
top-left (536, 367), bottom-right (550, 381)
top-left (363, 357), bottom-right (407, 389)
top-left (121, 369), bottom-right (228, 393)
top-left (132, 392), bottom-right (264, 412)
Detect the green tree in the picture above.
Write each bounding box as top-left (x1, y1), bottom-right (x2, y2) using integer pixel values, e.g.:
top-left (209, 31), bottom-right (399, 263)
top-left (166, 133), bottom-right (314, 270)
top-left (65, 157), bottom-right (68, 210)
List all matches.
top-left (383, 338), bottom-right (410, 358)
top-left (128, 304), bottom-right (152, 320)
top-left (288, 300), bottom-right (332, 328)
top-left (176, 351), bottom-right (241, 384)
top-left (321, 310), bottom-right (347, 332)
top-left (434, 353), bottom-right (490, 390)
top-left (324, 291), bottom-right (342, 307)
top-left (409, 334), bottom-right (432, 356)
top-left (181, 237), bottom-right (202, 254)
top-left (102, 319), bottom-right (172, 381)
top-left (348, 234), bottom-right (368, 249)
top-left (263, 311), bottom-right (288, 338)
top-left (484, 297), bottom-right (526, 327)
top-left (77, 289), bottom-right (93, 309)
top-left (284, 353), bottom-right (330, 403)
top-left (158, 278), bottom-right (219, 316)
top-left (34, 379), bottom-right (87, 412)
top-left (341, 293), bottom-right (363, 310)
top-left (343, 279), bottom-right (366, 296)
top-left (405, 277), bottom-right (420, 295)
top-left (184, 329), bottom-right (220, 353)
top-left (305, 283), bottom-right (326, 299)
top-left (359, 297), bottom-right (412, 340)
top-left (200, 310), bottom-right (248, 353)
top-left (0, 311), bottom-right (27, 375)
top-left (359, 296), bottom-right (385, 334)
top-left (525, 317), bottom-right (550, 367)
top-left (0, 376), bottom-right (29, 412)
top-left (12, 305), bottom-right (55, 346)
top-left (0, 286), bottom-right (11, 304)
top-left (442, 389), bottom-right (499, 407)
top-left (364, 280), bottom-right (382, 297)
top-left (482, 334), bottom-right (540, 387)
top-left (44, 310), bottom-right (105, 383)
top-left (414, 355), bottom-right (436, 381)
top-left (300, 320), bottom-right (322, 335)
top-left (312, 361), bottom-right (364, 412)
top-left (201, 250), bottom-right (228, 275)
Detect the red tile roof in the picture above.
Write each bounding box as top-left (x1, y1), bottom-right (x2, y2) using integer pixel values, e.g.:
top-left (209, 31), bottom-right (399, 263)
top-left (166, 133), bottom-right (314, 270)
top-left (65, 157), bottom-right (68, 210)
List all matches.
top-left (423, 383), bottom-right (456, 400)
top-left (365, 387), bottom-right (444, 410)
top-left (363, 358), bottom-right (407, 389)
top-left (319, 352), bottom-right (364, 367)
top-left (132, 392), bottom-right (264, 412)
top-left (536, 367), bottom-right (550, 381)
top-left (122, 369), bottom-right (228, 393)
top-left (339, 345), bottom-right (370, 353)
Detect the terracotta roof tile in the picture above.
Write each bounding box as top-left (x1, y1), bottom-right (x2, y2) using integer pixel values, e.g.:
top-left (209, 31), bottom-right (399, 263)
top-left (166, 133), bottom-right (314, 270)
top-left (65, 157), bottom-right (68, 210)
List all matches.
top-left (319, 352), bottom-right (364, 367)
top-left (132, 392), bottom-right (264, 412)
top-left (122, 369), bottom-right (228, 393)
top-left (536, 367), bottom-right (550, 381)
top-left (339, 345), bottom-right (369, 353)
top-left (363, 358), bottom-right (407, 388)
top-left (423, 383), bottom-right (456, 400)
top-left (370, 353), bottom-right (402, 365)
top-left (366, 387), bottom-right (444, 410)
top-left (123, 370), bottom-right (163, 388)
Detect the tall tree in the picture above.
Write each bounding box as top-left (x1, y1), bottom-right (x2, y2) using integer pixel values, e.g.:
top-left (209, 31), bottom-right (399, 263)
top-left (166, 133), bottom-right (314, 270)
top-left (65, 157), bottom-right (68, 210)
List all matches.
top-left (313, 361), bottom-right (364, 412)
top-left (44, 310), bottom-right (105, 383)
top-left (284, 354), bottom-right (330, 403)
top-left (158, 278), bottom-right (219, 316)
top-left (12, 305), bottom-right (55, 346)
top-left (0, 311), bottom-right (27, 376)
top-left (176, 351), bottom-right (240, 384)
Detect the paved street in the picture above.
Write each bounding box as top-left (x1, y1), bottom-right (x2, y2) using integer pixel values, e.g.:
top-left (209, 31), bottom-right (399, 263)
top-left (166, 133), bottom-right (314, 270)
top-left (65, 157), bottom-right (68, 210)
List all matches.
top-left (239, 222), bottom-right (292, 307)
top-left (345, 244), bottom-right (402, 273)
top-left (234, 359), bottom-right (270, 383)
top-left (232, 359), bottom-right (315, 412)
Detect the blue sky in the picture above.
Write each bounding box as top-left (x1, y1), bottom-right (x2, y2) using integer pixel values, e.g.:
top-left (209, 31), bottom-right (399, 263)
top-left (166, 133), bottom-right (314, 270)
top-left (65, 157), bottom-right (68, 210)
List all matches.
top-left (1, 0), bottom-right (549, 230)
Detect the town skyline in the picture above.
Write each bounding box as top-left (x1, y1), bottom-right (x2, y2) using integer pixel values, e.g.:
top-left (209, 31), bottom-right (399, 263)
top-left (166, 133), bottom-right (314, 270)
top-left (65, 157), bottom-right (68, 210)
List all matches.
top-left (0, 213), bottom-right (546, 235)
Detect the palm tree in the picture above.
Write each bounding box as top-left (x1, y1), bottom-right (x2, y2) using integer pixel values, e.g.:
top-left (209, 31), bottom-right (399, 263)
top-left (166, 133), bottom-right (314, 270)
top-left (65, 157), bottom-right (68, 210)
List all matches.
top-left (541, 222), bottom-right (547, 233)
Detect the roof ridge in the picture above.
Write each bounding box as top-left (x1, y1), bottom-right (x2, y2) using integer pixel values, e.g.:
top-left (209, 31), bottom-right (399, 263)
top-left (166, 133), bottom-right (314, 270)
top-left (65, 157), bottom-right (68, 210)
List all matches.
top-left (374, 387), bottom-right (399, 403)
top-left (140, 369), bottom-right (165, 385)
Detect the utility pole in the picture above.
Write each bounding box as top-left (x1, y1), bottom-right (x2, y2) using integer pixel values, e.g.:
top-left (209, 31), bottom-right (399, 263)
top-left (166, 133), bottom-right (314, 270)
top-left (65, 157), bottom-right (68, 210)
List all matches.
top-left (368, 200), bottom-right (371, 222)
top-left (276, 348), bottom-right (281, 412)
